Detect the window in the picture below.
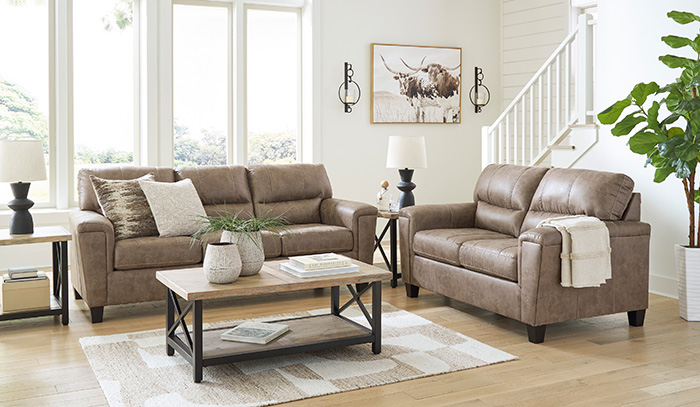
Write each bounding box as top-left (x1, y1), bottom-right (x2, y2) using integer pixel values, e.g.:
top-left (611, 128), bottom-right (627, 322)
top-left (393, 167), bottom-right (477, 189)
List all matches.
top-left (246, 7), bottom-right (300, 165)
top-left (0, 0), bottom-right (52, 206)
top-left (173, 2), bottom-right (230, 167)
top-left (73, 0), bottom-right (136, 197)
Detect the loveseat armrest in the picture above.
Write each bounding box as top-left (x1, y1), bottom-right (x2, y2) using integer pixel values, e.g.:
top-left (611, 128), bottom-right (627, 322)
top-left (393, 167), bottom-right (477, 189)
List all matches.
top-left (69, 210), bottom-right (115, 308)
top-left (320, 198), bottom-right (378, 264)
top-left (399, 203), bottom-right (476, 286)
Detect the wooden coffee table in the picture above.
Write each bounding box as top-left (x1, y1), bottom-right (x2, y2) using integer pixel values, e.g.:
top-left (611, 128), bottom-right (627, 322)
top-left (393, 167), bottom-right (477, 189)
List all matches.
top-left (156, 258), bottom-right (391, 383)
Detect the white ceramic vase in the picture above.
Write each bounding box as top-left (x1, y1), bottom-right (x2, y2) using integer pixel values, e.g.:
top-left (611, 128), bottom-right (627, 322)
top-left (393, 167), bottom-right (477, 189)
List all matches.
top-left (221, 231), bottom-right (264, 276)
top-left (675, 244), bottom-right (700, 321)
top-left (203, 242), bottom-right (242, 284)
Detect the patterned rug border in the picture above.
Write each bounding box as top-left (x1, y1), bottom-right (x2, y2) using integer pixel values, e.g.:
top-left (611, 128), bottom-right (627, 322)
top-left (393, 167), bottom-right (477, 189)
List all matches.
top-left (80, 303), bottom-right (518, 407)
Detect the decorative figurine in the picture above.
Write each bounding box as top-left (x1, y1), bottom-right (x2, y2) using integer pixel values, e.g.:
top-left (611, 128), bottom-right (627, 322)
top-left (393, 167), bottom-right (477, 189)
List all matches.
top-left (377, 180), bottom-right (392, 211)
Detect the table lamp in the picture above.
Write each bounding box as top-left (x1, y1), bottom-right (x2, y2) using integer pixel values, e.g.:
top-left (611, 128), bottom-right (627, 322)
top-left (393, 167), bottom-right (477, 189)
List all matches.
top-left (0, 140), bottom-right (47, 234)
top-left (386, 136), bottom-right (427, 209)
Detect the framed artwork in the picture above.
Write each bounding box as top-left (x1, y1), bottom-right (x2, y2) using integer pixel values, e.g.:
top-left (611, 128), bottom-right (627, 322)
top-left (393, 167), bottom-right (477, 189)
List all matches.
top-left (371, 43), bottom-right (462, 124)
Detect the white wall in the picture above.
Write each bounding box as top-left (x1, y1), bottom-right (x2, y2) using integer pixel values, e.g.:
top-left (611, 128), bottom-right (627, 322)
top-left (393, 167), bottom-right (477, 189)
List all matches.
top-left (574, 0), bottom-right (700, 298)
top-left (319, 0), bottom-right (501, 208)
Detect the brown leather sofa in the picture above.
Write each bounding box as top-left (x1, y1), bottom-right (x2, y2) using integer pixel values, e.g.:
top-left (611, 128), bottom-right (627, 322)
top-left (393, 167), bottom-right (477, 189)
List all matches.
top-left (70, 164), bottom-right (377, 322)
top-left (399, 164), bottom-right (650, 343)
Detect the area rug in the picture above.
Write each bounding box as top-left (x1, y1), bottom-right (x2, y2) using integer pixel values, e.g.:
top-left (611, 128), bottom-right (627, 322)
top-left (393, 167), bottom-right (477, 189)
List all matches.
top-left (80, 304), bottom-right (517, 407)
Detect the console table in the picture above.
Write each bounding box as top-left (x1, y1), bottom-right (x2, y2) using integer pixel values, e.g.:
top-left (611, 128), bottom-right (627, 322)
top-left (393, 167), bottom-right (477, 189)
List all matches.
top-left (0, 226), bottom-right (71, 325)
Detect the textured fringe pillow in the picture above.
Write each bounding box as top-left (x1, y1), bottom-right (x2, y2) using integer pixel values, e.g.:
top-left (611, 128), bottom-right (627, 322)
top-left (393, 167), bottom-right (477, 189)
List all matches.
top-left (138, 178), bottom-right (207, 237)
top-left (90, 173), bottom-right (158, 240)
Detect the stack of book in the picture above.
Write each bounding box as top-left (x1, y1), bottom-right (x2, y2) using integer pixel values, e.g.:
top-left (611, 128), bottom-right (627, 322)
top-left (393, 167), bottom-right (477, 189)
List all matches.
top-left (220, 321), bottom-right (289, 344)
top-left (280, 253), bottom-right (359, 278)
top-left (1, 267), bottom-right (50, 313)
top-left (5, 267), bottom-right (43, 281)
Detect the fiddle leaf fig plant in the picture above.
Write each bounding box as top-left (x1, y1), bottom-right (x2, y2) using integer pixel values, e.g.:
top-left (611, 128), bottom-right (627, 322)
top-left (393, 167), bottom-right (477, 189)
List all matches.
top-left (598, 10), bottom-right (700, 247)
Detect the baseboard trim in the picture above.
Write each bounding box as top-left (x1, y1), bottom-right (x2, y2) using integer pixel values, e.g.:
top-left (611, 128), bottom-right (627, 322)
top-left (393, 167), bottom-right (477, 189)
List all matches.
top-left (650, 273), bottom-right (678, 299)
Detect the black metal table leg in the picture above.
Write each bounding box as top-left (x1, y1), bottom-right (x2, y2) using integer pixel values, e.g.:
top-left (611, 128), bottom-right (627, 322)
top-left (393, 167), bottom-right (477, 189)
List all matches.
top-left (193, 300), bottom-right (203, 383)
top-left (166, 288), bottom-right (175, 356)
top-left (372, 281), bottom-right (382, 354)
top-left (60, 241), bottom-right (68, 325)
top-left (331, 286), bottom-right (339, 315)
top-left (389, 219), bottom-right (398, 288)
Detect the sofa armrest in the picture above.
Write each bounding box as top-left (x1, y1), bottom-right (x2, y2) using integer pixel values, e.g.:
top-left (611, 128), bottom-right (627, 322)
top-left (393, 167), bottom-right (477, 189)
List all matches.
top-left (399, 203), bottom-right (476, 286)
top-left (69, 210), bottom-right (115, 308)
top-left (320, 198), bottom-right (378, 264)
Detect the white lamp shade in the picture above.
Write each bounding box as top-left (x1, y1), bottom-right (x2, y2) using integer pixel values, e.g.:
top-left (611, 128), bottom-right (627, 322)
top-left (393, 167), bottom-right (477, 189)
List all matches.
top-left (386, 136), bottom-right (427, 169)
top-left (0, 140), bottom-right (48, 182)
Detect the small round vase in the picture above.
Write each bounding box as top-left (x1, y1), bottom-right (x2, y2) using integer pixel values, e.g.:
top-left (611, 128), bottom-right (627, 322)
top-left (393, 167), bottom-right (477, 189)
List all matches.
top-left (203, 242), bottom-right (242, 284)
top-left (221, 231), bottom-right (265, 276)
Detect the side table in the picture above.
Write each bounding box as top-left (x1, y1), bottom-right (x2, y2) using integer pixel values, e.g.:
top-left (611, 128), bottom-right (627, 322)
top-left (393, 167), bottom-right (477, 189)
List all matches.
top-left (374, 211), bottom-right (400, 288)
top-left (0, 226), bottom-right (71, 325)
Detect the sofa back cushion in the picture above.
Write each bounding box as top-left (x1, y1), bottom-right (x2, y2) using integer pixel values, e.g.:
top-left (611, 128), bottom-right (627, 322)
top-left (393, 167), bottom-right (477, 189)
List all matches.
top-left (473, 164), bottom-right (549, 237)
top-left (246, 164), bottom-right (333, 224)
top-left (78, 166), bottom-right (175, 212)
top-left (175, 165), bottom-right (254, 217)
top-left (520, 167), bottom-right (635, 232)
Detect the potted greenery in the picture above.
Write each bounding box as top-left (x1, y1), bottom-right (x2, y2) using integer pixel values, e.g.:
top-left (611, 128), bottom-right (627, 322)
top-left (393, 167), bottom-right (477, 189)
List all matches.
top-left (598, 10), bottom-right (700, 320)
top-left (194, 210), bottom-right (290, 276)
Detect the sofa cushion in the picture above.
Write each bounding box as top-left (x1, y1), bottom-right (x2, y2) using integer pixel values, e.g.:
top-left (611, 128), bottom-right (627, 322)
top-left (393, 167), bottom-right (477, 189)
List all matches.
top-left (175, 165), bottom-right (255, 216)
top-left (246, 164), bottom-right (333, 224)
top-left (78, 166), bottom-right (175, 212)
top-left (459, 238), bottom-right (519, 282)
top-left (279, 224), bottom-right (353, 256)
top-left (114, 236), bottom-right (202, 270)
top-left (473, 164), bottom-right (549, 237)
top-left (139, 179), bottom-right (208, 237)
top-left (413, 228), bottom-right (512, 267)
top-left (521, 168), bottom-right (635, 232)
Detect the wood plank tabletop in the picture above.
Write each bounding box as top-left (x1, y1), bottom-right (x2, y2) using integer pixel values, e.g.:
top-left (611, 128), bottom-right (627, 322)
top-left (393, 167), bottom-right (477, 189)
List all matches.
top-left (156, 258), bottom-right (392, 301)
top-left (377, 211), bottom-right (399, 220)
top-left (0, 226), bottom-right (71, 246)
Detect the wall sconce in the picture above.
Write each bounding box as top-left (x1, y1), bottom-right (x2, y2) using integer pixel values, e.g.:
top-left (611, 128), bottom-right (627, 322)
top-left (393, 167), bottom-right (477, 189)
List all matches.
top-left (338, 62), bottom-right (361, 113)
top-left (469, 67), bottom-right (490, 113)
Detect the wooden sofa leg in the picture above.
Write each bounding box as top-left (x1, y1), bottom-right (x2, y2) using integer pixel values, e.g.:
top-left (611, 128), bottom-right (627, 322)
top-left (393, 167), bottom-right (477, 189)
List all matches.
top-left (627, 310), bottom-right (646, 327)
top-left (405, 283), bottom-right (420, 298)
top-left (90, 307), bottom-right (104, 323)
top-left (527, 324), bottom-right (546, 343)
top-left (74, 288), bottom-right (82, 300)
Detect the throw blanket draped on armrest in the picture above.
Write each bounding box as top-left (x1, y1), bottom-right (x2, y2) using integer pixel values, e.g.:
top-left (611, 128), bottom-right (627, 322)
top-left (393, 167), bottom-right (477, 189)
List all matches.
top-left (537, 215), bottom-right (612, 288)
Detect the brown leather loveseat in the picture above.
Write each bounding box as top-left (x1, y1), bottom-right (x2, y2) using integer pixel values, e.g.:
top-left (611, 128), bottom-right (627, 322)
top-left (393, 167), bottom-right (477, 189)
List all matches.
top-left (399, 164), bottom-right (650, 343)
top-left (70, 164), bottom-right (377, 322)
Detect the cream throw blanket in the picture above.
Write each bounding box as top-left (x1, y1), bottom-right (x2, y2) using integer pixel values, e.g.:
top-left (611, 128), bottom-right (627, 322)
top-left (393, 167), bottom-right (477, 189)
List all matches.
top-left (537, 215), bottom-right (612, 288)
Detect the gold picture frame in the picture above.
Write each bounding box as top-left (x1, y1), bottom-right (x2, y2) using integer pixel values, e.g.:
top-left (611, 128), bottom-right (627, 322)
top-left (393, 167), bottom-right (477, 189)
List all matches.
top-left (371, 43), bottom-right (462, 124)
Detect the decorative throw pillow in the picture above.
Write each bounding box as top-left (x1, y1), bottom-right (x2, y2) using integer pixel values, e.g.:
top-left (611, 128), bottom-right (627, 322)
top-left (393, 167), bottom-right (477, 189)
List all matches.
top-left (90, 173), bottom-right (159, 241)
top-left (138, 178), bottom-right (207, 238)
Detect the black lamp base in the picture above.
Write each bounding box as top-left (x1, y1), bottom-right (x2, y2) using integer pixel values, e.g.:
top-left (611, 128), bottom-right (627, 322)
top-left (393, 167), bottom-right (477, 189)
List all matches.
top-left (8, 182), bottom-right (35, 235)
top-left (397, 168), bottom-right (416, 209)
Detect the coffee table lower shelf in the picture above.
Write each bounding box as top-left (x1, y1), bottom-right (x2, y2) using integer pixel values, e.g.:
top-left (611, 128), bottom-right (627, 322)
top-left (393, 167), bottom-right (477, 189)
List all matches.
top-left (171, 314), bottom-right (374, 367)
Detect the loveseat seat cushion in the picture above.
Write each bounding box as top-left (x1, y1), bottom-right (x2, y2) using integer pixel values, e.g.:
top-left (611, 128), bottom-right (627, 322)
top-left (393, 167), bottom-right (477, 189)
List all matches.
top-left (473, 164), bottom-right (549, 237)
top-left (459, 238), bottom-right (519, 282)
top-left (114, 236), bottom-right (202, 270)
top-left (413, 228), bottom-right (512, 267)
top-left (520, 167), bottom-right (635, 232)
top-left (279, 224), bottom-right (353, 256)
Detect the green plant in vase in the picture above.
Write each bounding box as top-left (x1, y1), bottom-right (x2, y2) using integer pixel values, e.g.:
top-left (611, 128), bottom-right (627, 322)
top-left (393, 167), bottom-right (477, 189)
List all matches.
top-left (597, 10), bottom-right (700, 320)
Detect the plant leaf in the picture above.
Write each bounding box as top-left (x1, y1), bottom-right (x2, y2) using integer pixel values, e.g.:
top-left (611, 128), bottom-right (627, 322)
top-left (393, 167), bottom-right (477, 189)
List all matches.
top-left (647, 101), bottom-right (661, 132)
top-left (630, 82), bottom-right (660, 106)
top-left (612, 114), bottom-right (646, 136)
top-left (662, 35), bottom-right (700, 53)
top-left (654, 166), bottom-right (674, 182)
top-left (668, 11), bottom-right (700, 25)
top-left (598, 98), bottom-right (632, 124)
top-left (676, 140), bottom-right (699, 161)
top-left (660, 55), bottom-right (696, 69)
top-left (695, 190), bottom-right (700, 204)
top-left (629, 131), bottom-right (666, 155)
top-left (661, 113), bottom-right (681, 126)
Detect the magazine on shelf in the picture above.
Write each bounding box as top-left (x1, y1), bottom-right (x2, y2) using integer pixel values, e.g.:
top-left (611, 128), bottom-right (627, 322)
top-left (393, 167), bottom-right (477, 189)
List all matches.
top-left (220, 321), bottom-right (289, 344)
top-left (280, 262), bottom-right (359, 278)
top-left (2, 271), bottom-right (47, 283)
top-left (288, 253), bottom-right (352, 271)
top-left (8, 266), bottom-right (39, 279)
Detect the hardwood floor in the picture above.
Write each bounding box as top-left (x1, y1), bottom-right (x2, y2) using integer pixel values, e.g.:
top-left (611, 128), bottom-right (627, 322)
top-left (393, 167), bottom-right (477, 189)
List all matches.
top-left (1, 266), bottom-right (698, 406)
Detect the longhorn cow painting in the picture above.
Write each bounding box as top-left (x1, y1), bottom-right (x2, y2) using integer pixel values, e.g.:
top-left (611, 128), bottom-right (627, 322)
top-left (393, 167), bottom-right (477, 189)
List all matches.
top-left (371, 43), bottom-right (461, 124)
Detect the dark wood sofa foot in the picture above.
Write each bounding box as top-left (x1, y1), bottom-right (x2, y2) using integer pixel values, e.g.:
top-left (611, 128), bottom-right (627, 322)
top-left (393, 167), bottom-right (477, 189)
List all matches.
top-left (405, 283), bottom-right (420, 298)
top-left (90, 307), bottom-right (104, 323)
top-left (74, 288), bottom-right (82, 300)
top-left (627, 309), bottom-right (646, 327)
top-left (527, 324), bottom-right (546, 343)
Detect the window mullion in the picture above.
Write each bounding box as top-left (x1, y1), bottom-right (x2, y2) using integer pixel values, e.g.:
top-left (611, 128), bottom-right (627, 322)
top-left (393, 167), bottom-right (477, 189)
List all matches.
top-left (55, 0), bottom-right (73, 210)
top-left (234, 0), bottom-right (246, 165)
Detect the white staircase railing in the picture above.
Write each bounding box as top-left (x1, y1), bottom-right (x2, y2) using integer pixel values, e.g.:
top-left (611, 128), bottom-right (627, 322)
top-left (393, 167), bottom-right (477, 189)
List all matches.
top-left (482, 14), bottom-right (595, 168)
